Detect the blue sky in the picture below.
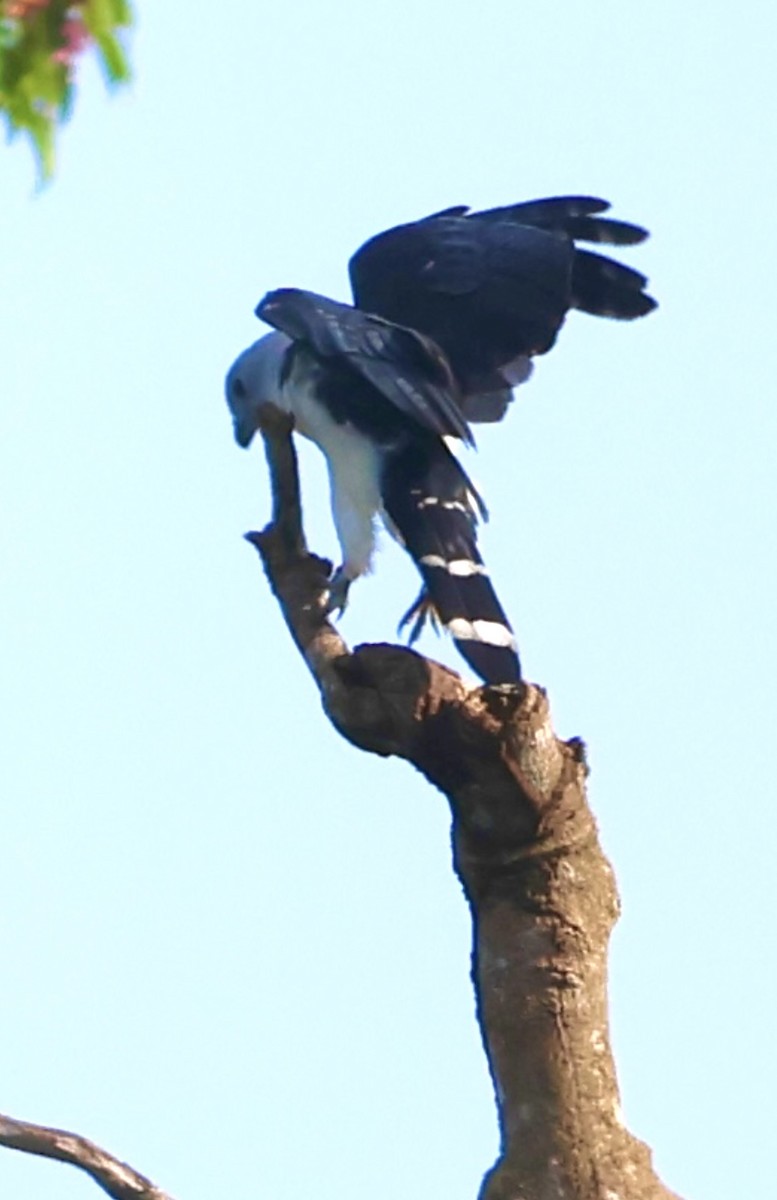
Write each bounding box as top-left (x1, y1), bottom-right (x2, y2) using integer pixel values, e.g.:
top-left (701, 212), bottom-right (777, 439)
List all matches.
top-left (2, 4), bottom-right (775, 1199)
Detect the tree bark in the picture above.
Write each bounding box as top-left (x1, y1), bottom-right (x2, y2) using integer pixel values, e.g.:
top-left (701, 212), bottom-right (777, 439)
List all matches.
top-left (0, 1111), bottom-right (174, 1200)
top-left (0, 410), bottom-right (683, 1200)
top-left (246, 414), bottom-right (683, 1200)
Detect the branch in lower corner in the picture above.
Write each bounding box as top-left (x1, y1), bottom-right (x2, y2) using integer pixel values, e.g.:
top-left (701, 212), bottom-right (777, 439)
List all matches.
top-left (0, 1111), bottom-right (174, 1200)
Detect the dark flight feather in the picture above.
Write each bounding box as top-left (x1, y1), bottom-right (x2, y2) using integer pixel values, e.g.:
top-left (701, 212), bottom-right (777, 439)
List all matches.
top-left (258, 288), bottom-right (475, 447)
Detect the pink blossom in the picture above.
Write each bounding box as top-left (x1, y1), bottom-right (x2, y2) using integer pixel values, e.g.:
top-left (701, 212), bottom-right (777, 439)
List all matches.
top-left (52, 15), bottom-right (90, 65)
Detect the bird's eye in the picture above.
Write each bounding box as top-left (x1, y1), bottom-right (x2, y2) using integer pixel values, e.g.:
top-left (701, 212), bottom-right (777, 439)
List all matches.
top-left (232, 377), bottom-right (247, 399)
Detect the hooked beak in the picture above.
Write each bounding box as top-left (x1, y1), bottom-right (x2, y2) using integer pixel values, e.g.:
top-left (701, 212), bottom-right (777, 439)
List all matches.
top-left (232, 416), bottom-right (257, 448)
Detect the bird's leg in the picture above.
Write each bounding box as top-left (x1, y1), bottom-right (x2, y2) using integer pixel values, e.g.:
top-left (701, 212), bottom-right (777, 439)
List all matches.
top-left (326, 466), bottom-right (380, 618)
top-left (398, 586), bottom-right (441, 644)
top-left (325, 565), bottom-right (353, 617)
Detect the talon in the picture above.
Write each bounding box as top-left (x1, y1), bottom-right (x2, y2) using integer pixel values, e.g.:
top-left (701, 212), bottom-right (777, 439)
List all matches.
top-left (398, 587), bottom-right (441, 644)
top-left (325, 566), bottom-right (352, 617)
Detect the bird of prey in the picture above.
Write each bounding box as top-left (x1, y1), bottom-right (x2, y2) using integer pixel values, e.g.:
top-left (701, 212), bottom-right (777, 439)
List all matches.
top-left (225, 194), bottom-right (655, 684)
top-left (227, 288), bottom-right (521, 685)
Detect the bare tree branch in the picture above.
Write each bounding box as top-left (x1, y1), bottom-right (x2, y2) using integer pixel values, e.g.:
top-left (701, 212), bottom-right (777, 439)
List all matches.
top-left (247, 420), bottom-right (684, 1200)
top-left (0, 408), bottom-right (684, 1200)
top-left (0, 1111), bottom-right (175, 1200)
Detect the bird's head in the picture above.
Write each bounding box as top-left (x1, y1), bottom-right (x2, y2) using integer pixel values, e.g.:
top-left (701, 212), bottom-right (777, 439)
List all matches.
top-left (224, 331), bottom-right (292, 447)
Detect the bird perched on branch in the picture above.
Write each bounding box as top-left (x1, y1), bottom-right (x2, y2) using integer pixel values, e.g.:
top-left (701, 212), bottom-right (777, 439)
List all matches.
top-left (227, 288), bottom-right (521, 685)
top-left (225, 194), bottom-right (656, 685)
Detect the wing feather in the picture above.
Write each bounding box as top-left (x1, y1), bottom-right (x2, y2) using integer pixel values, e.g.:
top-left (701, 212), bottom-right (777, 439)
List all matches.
top-left (349, 194), bottom-right (656, 398)
top-left (257, 288), bottom-right (474, 446)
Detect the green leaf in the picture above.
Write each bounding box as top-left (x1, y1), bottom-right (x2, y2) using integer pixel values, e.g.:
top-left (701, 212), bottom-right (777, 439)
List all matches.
top-left (0, 19), bottom-right (21, 51)
top-left (113, 0), bottom-right (133, 26)
top-left (29, 109), bottom-right (55, 180)
top-left (24, 56), bottom-right (68, 109)
top-left (1, 0), bottom-right (134, 184)
top-left (83, 0), bottom-right (113, 39)
top-left (42, 1), bottom-right (71, 46)
top-left (103, 0), bottom-right (133, 26)
top-left (95, 30), bottom-right (130, 84)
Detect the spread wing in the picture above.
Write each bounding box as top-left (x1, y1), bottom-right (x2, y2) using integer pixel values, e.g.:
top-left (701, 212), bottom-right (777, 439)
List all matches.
top-left (256, 288), bottom-right (474, 446)
top-left (349, 195), bottom-right (657, 398)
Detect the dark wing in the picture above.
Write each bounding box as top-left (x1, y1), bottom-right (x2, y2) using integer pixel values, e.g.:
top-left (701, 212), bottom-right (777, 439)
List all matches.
top-left (481, 195), bottom-right (649, 246)
top-left (256, 288), bottom-right (474, 446)
top-left (349, 195), bottom-right (657, 399)
top-left (475, 197), bottom-right (657, 320)
top-left (350, 213), bottom-right (572, 394)
top-left (570, 251), bottom-right (654, 319)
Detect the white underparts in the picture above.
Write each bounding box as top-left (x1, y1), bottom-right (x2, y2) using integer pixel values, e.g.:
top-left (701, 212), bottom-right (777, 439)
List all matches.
top-left (419, 555), bottom-right (488, 577)
top-left (283, 369), bottom-right (382, 580)
top-left (446, 617), bottom-right (517, 649)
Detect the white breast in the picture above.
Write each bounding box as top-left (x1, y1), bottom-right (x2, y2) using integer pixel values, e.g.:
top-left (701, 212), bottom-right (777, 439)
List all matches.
top-left (282, 371), bottom-right (383, 581)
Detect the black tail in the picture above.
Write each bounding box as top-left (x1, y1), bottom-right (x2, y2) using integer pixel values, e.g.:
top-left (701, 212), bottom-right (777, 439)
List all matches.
top-left (381, 439), bottom-right (521, 686)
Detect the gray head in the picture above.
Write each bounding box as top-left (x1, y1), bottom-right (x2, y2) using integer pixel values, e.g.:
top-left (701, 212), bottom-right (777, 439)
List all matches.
top-left (225, 331), bottom-right (292, 447)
